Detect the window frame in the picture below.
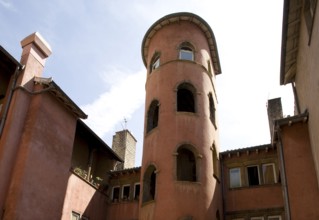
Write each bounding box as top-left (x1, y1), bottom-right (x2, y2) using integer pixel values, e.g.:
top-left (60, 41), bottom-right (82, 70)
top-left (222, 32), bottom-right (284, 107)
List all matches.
top-left (208, 93), bottom-right (216, 127)
top-left (211, 144), bottom-right (219, 180)
top-left (71, 211), bottom-right (81, 220)
top-left (121, 184), bottom-right (131, 200)
top-left (112, 186), bottom-right (120, 202)
top-left (146, 100), bottom-right (159, 133)
top-left (262, 163), bottom-right (277, 184)
top-left (247, 165), bottom-right (260, 186)
top-left (251, 217), bottom-right (264, 220)
top-left (176, 83), bottom-right (196, 113)
top-left (134, 182), bottom-right (140, 200)
top-left (229, 167), bottom-right (242, 188)
top-left (268, 216), bottom-right (282, 220)
top-left (176, 146), bottom-right (197, 182)
top-left (179, 47), bottom-right (194, 61)
top-left (142, 165), bottom-right (157, 203)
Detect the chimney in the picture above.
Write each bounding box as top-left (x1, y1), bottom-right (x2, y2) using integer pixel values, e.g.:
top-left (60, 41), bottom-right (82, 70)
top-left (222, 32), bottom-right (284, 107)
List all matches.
top-left (267, 98), bottom-right (283, 142)
top-left (19, 32), bottom-right (52, 86)
top-left (112, 129), bottom-right (137, 170)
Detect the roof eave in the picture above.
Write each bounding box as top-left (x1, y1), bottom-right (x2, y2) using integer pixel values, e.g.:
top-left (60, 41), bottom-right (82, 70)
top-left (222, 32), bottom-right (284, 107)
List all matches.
top-left (141, 12), bottom-right (222, 75)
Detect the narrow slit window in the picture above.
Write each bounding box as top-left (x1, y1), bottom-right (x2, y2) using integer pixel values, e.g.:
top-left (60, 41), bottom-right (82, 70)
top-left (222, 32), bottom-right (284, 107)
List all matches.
top-left (208, 93), bottom-right (216, 125)
top-left (147, 100), bottom-right (159, 132)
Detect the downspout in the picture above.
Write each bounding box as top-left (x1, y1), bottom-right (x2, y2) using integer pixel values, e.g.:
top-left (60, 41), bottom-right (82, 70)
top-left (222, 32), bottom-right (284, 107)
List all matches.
top-left (291, 82), bottom-right (301, 114)
top-left (0, 65), bottom-right (24, 137)
top-left (276, 127), bottom-right (291, 220)
top-left (220, 156), bottom-right (226, 220)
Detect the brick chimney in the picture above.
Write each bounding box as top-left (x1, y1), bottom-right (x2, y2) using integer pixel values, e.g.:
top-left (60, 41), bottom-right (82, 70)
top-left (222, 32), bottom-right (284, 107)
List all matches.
top-left (19, 32), bottom-right (52, 86)
top-left (112, 129), bottom-right (137, 170)
top-left (267, 98), bottom-right (283, 142)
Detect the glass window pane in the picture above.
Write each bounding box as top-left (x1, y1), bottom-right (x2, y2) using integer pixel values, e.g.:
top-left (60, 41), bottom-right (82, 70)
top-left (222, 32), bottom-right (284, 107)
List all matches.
top-left (180, 49), bottom-right (194, 61)
top-left (72, 212), bottom-right (80, 220)
top-left (230, 168), bottom-right (241, 188)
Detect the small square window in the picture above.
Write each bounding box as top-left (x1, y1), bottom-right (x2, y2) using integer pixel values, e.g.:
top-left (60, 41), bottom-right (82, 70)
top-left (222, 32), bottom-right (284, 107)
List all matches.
top-left (229, 168), bottom-right (241, 188)
top-left (247, 165), bottom-right (260, 186)
top-left (179, 48), bottom-right (194, 61)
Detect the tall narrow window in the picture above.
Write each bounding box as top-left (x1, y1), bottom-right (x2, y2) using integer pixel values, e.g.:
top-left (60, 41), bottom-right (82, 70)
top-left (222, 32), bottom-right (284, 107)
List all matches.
top-left (229, 168), bottom-right (241, 188)
top-left (177, 83), bottom-right (196, 113)
top-left (122, 185), bottom-right (130, 200)
top-left (247, 165), bottom-right (260, 186)
top-left (147, 100), bottom-right (159, 133)
top-left (134, 183), bottom-right (140, 200)
top-left (177, 147), bottom-right (196, 182)
top-left (150, 52), bottom-right (160, 73)
top-left (212, 144), bottom-right (219, 179)
top-left (142, 165), bottom-right (157, 203)
top-left (262, 163), bottom-right (276, 184)
top-left (208, 93), bottom-right (216, 125)
top-left (112, 186), bottom-right (120, 202)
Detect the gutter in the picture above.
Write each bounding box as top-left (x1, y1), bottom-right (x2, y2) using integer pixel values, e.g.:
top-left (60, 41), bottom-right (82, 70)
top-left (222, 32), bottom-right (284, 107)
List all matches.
top-left (280, 0), bottom-right (290, 85)
top-left (0, 65), bottom-right (24, 137)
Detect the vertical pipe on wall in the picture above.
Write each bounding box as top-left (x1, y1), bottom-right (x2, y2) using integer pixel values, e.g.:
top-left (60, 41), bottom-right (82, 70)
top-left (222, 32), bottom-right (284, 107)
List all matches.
top-left (276, 127), bottom-right (291, 220)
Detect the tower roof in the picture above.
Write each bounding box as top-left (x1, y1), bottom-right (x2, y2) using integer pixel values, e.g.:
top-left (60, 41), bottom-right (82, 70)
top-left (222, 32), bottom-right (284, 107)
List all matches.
top-left (141, 12), bottom-right (222, 74)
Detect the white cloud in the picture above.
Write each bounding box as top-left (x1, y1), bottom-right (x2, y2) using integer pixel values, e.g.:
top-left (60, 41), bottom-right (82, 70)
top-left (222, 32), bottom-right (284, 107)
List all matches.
top-left (0, 0), bottom-right (15, 10)
top-left (81, 68), bottom-right (146, 138)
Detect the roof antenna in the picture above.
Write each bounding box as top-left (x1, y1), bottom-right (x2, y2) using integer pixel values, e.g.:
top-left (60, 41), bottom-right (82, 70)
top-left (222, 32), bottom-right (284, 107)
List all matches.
top-left (121, 117), bottom-right (127, 130)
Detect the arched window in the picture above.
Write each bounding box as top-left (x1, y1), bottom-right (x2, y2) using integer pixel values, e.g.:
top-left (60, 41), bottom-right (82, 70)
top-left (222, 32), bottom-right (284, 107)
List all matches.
top-left (177, 83), bottom-right (196, 113)
top-left (208, 93), bottom-right (216, 125)
top-left (147, 100), bottom-right (159, 133)
top-left (142, 165), bottom-right (157, 203)
top-left (179, 42), bottom-right (194, 61)
top-left (150, 52), bottom-right (160, 73)
top-left (176, 146), bottom-right (197, 182)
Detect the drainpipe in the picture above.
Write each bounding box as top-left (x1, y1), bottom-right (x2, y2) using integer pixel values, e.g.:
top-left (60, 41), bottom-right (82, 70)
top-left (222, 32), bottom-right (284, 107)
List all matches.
top-left (0, 65), bottom-right (24, 137)
top-left (220, 156), bottom-right (226, 220)
top-left (276, 127), bottom-right (291, 220)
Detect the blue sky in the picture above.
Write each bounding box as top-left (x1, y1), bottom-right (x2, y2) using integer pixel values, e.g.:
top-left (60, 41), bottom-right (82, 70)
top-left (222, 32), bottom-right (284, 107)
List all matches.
top-left (0, 0), bottom-right (292, 166)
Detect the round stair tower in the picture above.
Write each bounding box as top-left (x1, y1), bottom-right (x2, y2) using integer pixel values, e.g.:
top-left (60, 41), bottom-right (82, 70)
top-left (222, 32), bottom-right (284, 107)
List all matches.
top-left (140, 12), bottom-right (222, 220)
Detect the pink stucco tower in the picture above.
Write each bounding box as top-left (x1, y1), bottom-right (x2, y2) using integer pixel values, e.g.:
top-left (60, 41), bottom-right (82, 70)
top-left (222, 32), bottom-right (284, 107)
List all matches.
top-left (140, 12), bottom-right (223, 219)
